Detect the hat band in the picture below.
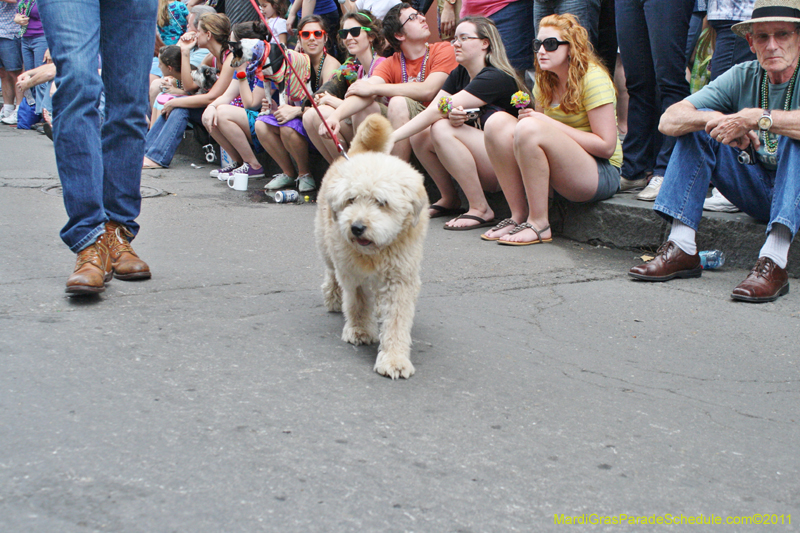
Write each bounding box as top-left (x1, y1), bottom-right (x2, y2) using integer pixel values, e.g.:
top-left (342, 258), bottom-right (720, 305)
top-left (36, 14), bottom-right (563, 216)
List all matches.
top-left (751, 5), bottom-right (800, 19)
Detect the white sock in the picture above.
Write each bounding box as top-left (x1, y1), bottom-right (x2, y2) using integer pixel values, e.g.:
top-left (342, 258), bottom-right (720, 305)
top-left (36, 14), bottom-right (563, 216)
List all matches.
top-left (668, 219), bottom-right (697, 255)
top-left (759, 223), bottom-right (792, 269)
top-left (3, 104), bottom-right (14, 113)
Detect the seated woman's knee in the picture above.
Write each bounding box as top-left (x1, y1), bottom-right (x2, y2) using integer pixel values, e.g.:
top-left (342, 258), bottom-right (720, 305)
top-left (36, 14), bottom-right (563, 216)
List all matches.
top-left (386, 97), bottom-right (410, 123)
top-left (302, 107), bottom-right (320, 129)
top-left (514, 117), bottom-right (549, 148)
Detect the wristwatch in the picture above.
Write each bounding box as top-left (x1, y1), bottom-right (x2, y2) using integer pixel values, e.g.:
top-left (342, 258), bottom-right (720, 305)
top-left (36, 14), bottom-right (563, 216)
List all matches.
top-left (758, 109), bottom-right (773, 132)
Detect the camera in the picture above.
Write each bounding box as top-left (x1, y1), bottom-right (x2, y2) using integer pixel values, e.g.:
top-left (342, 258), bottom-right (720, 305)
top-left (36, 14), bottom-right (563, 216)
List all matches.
top-left (464, 108), bottom-right (481, 121)
top-left (737, 145), bottom-right (756, 165)
top-left (203, 143), bottom-right (217, 163)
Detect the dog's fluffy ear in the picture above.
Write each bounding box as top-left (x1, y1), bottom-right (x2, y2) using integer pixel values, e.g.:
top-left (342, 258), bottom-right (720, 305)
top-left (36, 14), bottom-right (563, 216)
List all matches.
top-left (349, 114), bottom-right (393, 155)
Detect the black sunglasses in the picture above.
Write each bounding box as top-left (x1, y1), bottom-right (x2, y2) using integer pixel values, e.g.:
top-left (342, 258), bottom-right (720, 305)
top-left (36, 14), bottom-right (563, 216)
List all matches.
top-left (533, 37), bottom-right (569, 52)
top-left (338, 26), bottom-right (371, 39)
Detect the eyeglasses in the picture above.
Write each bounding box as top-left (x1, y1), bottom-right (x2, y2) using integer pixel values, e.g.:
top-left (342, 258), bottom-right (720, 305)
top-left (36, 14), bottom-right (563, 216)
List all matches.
top-left (533, 37), bottom-right (569, 52)
top-left (338, 26), bottom-right (371, 39)
top-left (299, 29), bottom-right (326, 39)
top-left (450, 35), bottom-right (482, 45)
top-left (752, 30), bottom-right (798, 45)
top-left (400, 12), bottom-right (422, 28)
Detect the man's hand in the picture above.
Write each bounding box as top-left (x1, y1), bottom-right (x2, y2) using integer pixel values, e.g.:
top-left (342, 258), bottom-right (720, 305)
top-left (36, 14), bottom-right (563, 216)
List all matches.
top-left (345, 79), bottom-right (376, 98)
top-left (15, 72), bottom-right (32, 93)
top-left (705, 109), bottom-right (760, 146)
top-left (439, 3), bottom-right (456, 40)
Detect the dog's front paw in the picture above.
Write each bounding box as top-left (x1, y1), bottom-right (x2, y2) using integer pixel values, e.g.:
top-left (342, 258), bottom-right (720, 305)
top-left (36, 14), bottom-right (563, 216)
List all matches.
top-left (374, 350), bottom-right (415, 379)
top-left (342, 325), bottom-right (379, 345)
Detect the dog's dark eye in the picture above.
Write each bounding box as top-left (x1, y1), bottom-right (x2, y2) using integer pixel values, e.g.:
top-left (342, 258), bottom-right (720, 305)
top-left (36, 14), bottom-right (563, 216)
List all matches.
top-left (377, 199), bottom-right (388, 208)
top-left (347, 197), bottom-right (355, 205)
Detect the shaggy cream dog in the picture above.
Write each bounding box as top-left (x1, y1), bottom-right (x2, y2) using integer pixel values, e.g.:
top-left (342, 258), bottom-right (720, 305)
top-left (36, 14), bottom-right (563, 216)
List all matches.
top-left (315, 114), bottom-right (430, 379)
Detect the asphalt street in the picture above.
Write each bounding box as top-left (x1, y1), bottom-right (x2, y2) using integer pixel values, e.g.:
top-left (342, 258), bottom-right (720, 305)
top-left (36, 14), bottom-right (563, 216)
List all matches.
top-left (1, 126), bottom-right (799, 532)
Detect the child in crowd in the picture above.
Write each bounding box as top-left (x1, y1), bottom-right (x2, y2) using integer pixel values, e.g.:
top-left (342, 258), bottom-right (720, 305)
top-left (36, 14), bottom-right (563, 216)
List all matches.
top-left (481, 13), bottom-right (621, 245)
top-left (150, 45), bottom-right (191, 127)
top-left (258, 0), bottom-right (288, 46)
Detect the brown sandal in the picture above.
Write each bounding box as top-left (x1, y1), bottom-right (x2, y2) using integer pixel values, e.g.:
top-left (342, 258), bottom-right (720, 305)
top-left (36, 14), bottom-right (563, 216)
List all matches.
top-left (480, 218), bottom-right (518, 241)
top-left (497, 223), bottom-right (552, 246)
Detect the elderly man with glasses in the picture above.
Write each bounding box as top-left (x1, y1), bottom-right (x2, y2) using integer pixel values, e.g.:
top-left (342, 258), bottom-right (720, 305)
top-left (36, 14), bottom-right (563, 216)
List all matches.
top-left (318, 2), bottom-right (457, 163)
top-left (628, 0), bottom-right (800, 303)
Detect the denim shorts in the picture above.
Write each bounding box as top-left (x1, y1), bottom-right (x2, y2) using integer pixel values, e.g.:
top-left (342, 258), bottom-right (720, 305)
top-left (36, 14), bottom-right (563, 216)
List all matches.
top-left (590, 158), bottom-right (621, 202)
top-left (0, 37), bottom-right (23, 71)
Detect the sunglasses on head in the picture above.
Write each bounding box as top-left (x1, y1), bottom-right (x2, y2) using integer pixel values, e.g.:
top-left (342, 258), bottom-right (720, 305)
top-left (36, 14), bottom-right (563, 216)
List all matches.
top-left (299, 29), bottom-right (326, 39)
top-left (338, 26), bottom-right (371, 39)
top-left (533, 37), bottom-right (569, 52)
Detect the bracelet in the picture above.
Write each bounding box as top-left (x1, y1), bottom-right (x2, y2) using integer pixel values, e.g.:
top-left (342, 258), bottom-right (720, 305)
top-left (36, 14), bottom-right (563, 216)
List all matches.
top-left (236, 71), bottom-right (247, 80)
top-left (176, 79), bottom-right (183, 90)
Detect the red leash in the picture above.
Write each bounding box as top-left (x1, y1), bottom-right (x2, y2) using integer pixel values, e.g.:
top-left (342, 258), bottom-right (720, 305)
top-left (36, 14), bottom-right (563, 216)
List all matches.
top-left (246, 0), bottom-right (348, 158)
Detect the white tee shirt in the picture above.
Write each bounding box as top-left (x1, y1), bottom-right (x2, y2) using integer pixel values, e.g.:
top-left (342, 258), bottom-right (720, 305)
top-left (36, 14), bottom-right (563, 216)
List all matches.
top-left (355, 0), bottom-right (401, 20)
top-left (267, 16), bottom-right (288, 44)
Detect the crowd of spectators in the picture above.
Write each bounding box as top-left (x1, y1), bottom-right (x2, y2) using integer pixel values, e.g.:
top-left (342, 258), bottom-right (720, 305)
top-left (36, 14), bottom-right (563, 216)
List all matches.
top-left (4, 0), bottom-right (798, 302)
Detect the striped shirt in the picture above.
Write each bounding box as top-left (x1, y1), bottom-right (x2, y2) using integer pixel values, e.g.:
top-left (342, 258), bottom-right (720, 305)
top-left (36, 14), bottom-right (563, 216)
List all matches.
top-left (534, 62), bottom-right (623, 168)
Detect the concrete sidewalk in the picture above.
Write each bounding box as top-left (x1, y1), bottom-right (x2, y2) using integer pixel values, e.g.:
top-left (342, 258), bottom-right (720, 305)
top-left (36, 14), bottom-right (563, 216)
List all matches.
top-left (1, 126), bottom-right (799, 532)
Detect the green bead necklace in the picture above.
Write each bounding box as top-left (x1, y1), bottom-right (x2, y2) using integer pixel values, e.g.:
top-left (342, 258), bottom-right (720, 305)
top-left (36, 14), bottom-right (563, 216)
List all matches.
top-left (759, 62), bottom-right (799, 154)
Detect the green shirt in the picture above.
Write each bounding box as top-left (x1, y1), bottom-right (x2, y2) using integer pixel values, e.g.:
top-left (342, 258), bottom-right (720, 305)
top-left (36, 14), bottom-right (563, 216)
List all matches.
top-left (686, 60), bottom-right (799, 170)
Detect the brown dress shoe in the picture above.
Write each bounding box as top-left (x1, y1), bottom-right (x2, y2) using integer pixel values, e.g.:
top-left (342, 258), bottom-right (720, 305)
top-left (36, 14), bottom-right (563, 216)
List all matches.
top-left (65, 234), bottom-right (113, 295)
top-left (628, 240), bottom-right (702, 281)
top-left (731, 257), bottom-right (789, 303)
top-left (105, 221), bottom-right (151, 280)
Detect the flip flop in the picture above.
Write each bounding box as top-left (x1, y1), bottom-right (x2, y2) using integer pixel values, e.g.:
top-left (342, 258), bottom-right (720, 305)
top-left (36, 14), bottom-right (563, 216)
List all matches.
top-left (142, 163), bottom-right (163, 169)
top-left (497, 223), bottom-right (553, 246)
top-left (480, 218), bottom-right (519, 241)
top-left (443, 214), bottom-right (498, 231)
top-left (429, 204), bottom-right (466, 219)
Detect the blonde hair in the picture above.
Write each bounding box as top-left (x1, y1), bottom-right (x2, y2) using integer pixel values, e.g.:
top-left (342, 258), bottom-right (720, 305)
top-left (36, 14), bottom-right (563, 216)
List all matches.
top-left (534, 13), bottom-right (609, 115)
top-left (157, 0), bottom-right (172, 28)
top-left (459, 16), bottom-right (529, 95)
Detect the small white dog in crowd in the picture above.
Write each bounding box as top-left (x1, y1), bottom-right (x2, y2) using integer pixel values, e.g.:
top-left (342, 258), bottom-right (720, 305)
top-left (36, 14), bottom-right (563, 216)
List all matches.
top-left (315, 114), bottom-right (430, 379)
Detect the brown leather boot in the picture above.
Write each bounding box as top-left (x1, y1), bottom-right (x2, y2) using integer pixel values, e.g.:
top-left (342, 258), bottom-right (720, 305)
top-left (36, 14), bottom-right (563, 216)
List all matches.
top-left (65, 234), bottom-right (113, 295)
top-left (105, 221), bottom-right (151, 281)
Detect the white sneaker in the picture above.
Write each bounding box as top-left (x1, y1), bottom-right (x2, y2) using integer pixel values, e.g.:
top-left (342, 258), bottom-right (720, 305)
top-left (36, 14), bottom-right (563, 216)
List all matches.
top-left (297, 174), bottom-right (315, 192)
top-left (0, 107), bottom-right (8, 120)
top-left (703, 187), bottom-right (740, 212)
top-left (1, 108), bottom-right (17, 125)
top-left (636, 175), bottom-right (663, 201)
top-left (264, 173), bottom-right (295, 190)
top-left (210, 161), bottom-right (240, 178)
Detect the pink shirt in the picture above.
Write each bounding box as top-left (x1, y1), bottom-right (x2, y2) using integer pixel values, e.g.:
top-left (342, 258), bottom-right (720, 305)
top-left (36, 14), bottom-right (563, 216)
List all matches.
top-left (459, 0), bottom-right (514, 18)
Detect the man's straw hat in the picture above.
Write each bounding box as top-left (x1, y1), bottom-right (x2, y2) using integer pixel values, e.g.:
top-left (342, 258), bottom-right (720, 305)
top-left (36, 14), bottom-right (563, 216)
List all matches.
top-left (732, 0), bottom-right (800, 38)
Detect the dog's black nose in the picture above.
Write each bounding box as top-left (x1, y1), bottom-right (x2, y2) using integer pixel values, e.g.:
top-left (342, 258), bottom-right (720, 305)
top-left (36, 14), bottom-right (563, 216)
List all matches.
top-left (351, 222), bottom-right (366, 237)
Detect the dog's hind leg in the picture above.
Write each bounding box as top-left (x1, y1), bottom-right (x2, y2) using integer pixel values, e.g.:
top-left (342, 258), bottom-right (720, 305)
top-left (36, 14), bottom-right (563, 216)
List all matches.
top-left (373, 278), bottom-right (420, 379)
top-left (341, 282), bottom-right (379, 346)
top-left (321, 266), bottom-right (342, 312)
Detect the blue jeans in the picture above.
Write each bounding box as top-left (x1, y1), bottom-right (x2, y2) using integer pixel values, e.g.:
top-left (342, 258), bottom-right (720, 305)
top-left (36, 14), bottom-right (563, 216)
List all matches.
top-left (654, 129), bottom-right (800, 239)
top-left (491, 0), bottom-right (534, 72)
top-left (708, 19), bottom-right (756, 81)
top-left (145, 107), bottom-right (204, 167)
top-left (39, 0), bottom-right (158, 252)
top-left (535, 0), bottom-right (601, 48)
top-left (21, 34), bottom-right (48, 114)
top-left (615, 0), bottom-right (693, 180)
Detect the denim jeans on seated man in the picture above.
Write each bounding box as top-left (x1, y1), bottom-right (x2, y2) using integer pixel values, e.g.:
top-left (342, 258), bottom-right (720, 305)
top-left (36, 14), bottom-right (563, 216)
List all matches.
top-left (144, 107), bottom-right (205, 168)
top-left (39, 0), bottom-right (157, 252)
top-left (654, 129), bottom-right (800, 237)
